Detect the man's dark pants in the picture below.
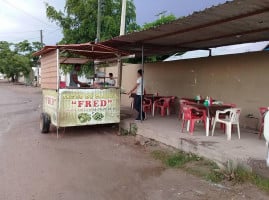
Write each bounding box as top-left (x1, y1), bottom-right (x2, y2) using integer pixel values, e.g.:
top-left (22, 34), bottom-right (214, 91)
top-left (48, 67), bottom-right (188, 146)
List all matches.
top-left (134, 95), bottom-right (145, 120)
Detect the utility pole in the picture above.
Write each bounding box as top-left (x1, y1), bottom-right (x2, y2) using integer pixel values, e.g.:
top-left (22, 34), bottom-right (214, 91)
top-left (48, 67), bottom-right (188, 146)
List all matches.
top-left (40, 29), bottom-right (43, 45)
top-left (120, 0), bottom-right (127, 36)
top-left (96, 0), bottom-right (101, 43)
top-left (37, 29), bottom-right (43, 87)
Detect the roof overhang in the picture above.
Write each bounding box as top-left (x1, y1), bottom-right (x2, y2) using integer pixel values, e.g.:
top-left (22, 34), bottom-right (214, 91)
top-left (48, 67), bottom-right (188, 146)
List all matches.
top-left (101, 0), bottom-right (269, 57)
top-left (33, 42), bottom-right (130, 61)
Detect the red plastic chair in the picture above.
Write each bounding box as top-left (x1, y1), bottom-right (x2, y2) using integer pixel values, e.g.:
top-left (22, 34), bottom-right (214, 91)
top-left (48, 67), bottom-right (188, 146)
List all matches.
top-left (153, 97), bottom-right (171, 117)
top-left (181, 105), bottom-right (206, 134)
top-left (169, 96), bottom-right (177, 114)
top-left (259, 107), bottom-right (269, 139)
top-left (178, 99), bottom-right (196, 119)
top-left (223, 103), bottom-right (237, 108)
top-left (143, 98), bottom-right (152, 114)
top-left (60, 81), bottom-right (66, 88)
top-left (179, 100), bottom-right (188, 119)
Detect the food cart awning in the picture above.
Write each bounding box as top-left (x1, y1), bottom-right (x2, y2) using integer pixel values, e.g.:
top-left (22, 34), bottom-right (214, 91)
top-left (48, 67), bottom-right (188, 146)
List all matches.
top-left (33, 42), bottom-right (130, 61)
top-left (101, 0), bottom-right (269, 57)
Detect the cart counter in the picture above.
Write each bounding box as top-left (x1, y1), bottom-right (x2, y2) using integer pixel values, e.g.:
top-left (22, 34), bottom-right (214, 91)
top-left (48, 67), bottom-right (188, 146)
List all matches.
top-left (42, 87), bottom-right (120, 127)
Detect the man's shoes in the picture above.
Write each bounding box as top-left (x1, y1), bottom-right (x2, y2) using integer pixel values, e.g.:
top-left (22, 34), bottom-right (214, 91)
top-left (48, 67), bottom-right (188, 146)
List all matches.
top-left (135, 118), bottom-right (145, 121)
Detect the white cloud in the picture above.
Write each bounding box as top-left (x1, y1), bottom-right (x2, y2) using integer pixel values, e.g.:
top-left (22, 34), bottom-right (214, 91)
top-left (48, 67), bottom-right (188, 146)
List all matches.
top-left (0, 0), bottom-right (64, 44)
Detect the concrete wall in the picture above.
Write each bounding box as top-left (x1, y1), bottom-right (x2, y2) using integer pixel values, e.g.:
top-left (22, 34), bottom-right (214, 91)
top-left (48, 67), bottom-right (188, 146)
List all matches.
top-left (102, 51), bottom-right (269, 129)
top-left (100, 63), bottom-right (141, 107)
top-left (142, 51), bottom-right (269, 129)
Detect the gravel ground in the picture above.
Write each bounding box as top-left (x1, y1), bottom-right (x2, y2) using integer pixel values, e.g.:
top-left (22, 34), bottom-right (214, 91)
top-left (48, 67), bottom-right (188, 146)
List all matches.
top-left (0, 81), bottom-right (268, 200)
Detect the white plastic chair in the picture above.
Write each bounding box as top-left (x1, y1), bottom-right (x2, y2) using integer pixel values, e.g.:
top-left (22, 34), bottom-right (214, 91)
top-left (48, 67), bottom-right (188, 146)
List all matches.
top-left (212, 108), bottom-right (241, 140)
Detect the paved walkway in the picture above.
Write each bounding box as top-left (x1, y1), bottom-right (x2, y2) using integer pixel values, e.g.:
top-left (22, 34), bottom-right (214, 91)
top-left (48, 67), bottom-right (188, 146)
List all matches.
top-left (120, 107), bottom-right (269, 175)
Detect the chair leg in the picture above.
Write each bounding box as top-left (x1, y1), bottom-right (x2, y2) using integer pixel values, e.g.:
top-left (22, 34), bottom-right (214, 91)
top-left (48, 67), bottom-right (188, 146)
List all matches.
top-left (237, 123), bottom-right (240, 139)
top-left (167, 107), bottom-right (170, 116)
top-left (186, 120), bottom-right (190, 132)
top-left (212, 120), bottom-right (216, 136)
top-left (181, 120), bottom-right (185, 133)
top-left (203, 119), bottom-right (206, 130)
top-left (222, 123), bottom-right (226, 133)
top-left (190, 120), bottom-right (195, 135)
top-left (160, 107), bottom-right (164, 116)
top-left (152, 102), bottom-right (157, 117)
top-left (178, 112), bottom-right (181, 120)
top-left (259, 124), bottom-right (263, 139)
top-left (226, 123), bottom-right (232, 140)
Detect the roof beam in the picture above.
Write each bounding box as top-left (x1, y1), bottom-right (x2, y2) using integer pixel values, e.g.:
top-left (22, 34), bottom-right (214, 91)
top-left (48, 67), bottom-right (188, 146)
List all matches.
top-left (140, 7), bottom-right (269, 43)
top-left (174, 27), bottom-right (269, 47)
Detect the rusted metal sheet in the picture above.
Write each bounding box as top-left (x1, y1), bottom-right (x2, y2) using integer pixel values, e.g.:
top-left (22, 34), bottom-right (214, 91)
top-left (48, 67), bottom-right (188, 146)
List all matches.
top-left (33, 43), bottom-right (130, 59)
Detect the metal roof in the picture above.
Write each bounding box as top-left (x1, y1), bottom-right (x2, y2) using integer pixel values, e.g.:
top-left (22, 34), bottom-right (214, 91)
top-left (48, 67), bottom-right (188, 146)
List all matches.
top-left (164, 41), bottom-right (269, 61)
top-left (101, 0), bottom-right (269, 56)
top-left (33, 42), bottom-right (130, 60)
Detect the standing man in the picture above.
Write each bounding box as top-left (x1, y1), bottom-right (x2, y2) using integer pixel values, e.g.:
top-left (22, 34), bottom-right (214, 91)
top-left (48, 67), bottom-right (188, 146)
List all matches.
top-left (69, 64), bottom-right (88, 87)
top-left (127, 69), bottom-right (145, 121)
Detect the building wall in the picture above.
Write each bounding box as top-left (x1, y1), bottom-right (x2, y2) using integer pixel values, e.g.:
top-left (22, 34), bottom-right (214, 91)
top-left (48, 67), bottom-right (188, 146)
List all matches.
top-left (99, 63), bottom-right (141, 107)
top-left (40, 50), bottom-right (58, 90)
top-left (100, 51), bottom-right (269, 129)
top-left (142, 51), bottom-right (269, 129)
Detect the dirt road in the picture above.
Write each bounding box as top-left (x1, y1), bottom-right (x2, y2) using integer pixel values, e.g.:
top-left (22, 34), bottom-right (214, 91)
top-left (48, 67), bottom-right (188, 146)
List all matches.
top-left (0, 82), bottom-right (268, 200)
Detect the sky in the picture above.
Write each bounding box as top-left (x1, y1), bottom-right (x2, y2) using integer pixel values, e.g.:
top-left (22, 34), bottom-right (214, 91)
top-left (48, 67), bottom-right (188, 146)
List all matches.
top-left (0, 0), bottom-right (229, 45)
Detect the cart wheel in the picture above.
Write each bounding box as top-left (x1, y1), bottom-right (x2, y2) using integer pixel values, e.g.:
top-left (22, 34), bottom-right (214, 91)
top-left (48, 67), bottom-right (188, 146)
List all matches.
top-left (40, 113), bottom-right (50, 133)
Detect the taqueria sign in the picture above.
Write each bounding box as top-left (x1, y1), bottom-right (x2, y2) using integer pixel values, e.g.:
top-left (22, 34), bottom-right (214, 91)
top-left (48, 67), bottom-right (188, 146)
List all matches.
top-left (43, 88), bottom-right (120, 127)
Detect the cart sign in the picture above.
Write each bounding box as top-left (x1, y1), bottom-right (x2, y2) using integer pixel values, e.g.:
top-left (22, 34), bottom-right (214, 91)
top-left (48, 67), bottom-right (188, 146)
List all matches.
top-left (42, 88), bottom-right (120, 127)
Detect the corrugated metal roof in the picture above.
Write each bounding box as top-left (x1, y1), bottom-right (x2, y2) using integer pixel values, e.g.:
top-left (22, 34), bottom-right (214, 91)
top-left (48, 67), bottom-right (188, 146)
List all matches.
top-left (164, 41), bottom-right (269, 61)
top-left (33, 43), bottom-right (130, 59)
top-left (102, 0), bottom-right (269, 56)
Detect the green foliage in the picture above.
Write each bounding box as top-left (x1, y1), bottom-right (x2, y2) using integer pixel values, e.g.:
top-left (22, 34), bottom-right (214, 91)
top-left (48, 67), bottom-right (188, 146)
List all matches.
top-left (15, 40), bottom-right (43, 67)
top-left (46, 0), bottom-right (137, 44)
top-left (152, 149), bottom-right (269, 192)
top-left (142, 14), bottom-right (176, 30)
top-left (233, 167), bottom-right (269, 192)
top-left (0, 40), bottom-right (42, 82)
top-left (152, 150), bottom-right (200, 168)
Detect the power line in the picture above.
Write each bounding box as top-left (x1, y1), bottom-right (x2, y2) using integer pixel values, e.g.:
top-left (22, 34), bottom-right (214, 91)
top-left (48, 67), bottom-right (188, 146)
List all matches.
top-left (0, 28), bottom-right (61, 36)
top-left (0, 30), bottom-right (40, 35)
top-left (1, 0), bottom-right (55, 28)
top-left (0, 30), bottom-right (41, 36)
top-left (44, 28), bottom-right (61, 35)
top-left (0, 30), bottom-right (60, 43)
top-left (5, 36), bottom-right (41, 43)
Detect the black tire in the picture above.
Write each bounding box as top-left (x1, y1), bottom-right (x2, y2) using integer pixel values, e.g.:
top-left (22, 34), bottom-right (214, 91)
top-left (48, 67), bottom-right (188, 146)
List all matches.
top-left (40, 113), bottom-right (51, 133)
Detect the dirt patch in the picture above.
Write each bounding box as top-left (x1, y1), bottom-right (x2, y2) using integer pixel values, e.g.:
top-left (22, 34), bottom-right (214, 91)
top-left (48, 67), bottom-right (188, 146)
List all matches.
top-left (248, 159), bottom-right (269, 179)
top-left (0, 83), bottom-right (268, 200)
top-left (136, 166), bottom-right (166, 180)
top-left (199, 141), bottom-right (219, 148)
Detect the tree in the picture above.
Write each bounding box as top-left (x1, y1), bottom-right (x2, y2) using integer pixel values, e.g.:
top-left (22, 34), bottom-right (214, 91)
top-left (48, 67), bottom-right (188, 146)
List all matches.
top-left (141, 14), bottom-right (176, 30)
top-left (46, 0), bottom-right (137, 44)
top-left (127, 14), bottom-right (177, 63)
top-left (0, 41), bottom-right (43, 82)
top-left (14, 40), bottom-right (43, 67)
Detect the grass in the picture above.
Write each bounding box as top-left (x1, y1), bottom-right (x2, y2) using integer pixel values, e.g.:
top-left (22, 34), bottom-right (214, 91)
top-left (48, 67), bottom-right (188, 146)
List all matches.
top-left (152, 150), bottom-right (200, 168)
top-left (151, 149), bottom-right (269, 192)
top-left (234, 167), bottom-right (269, 192)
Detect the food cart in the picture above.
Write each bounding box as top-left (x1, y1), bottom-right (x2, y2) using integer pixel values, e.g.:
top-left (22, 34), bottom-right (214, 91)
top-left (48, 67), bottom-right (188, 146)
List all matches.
top-left (33, 43), bottom-right (129, 136)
